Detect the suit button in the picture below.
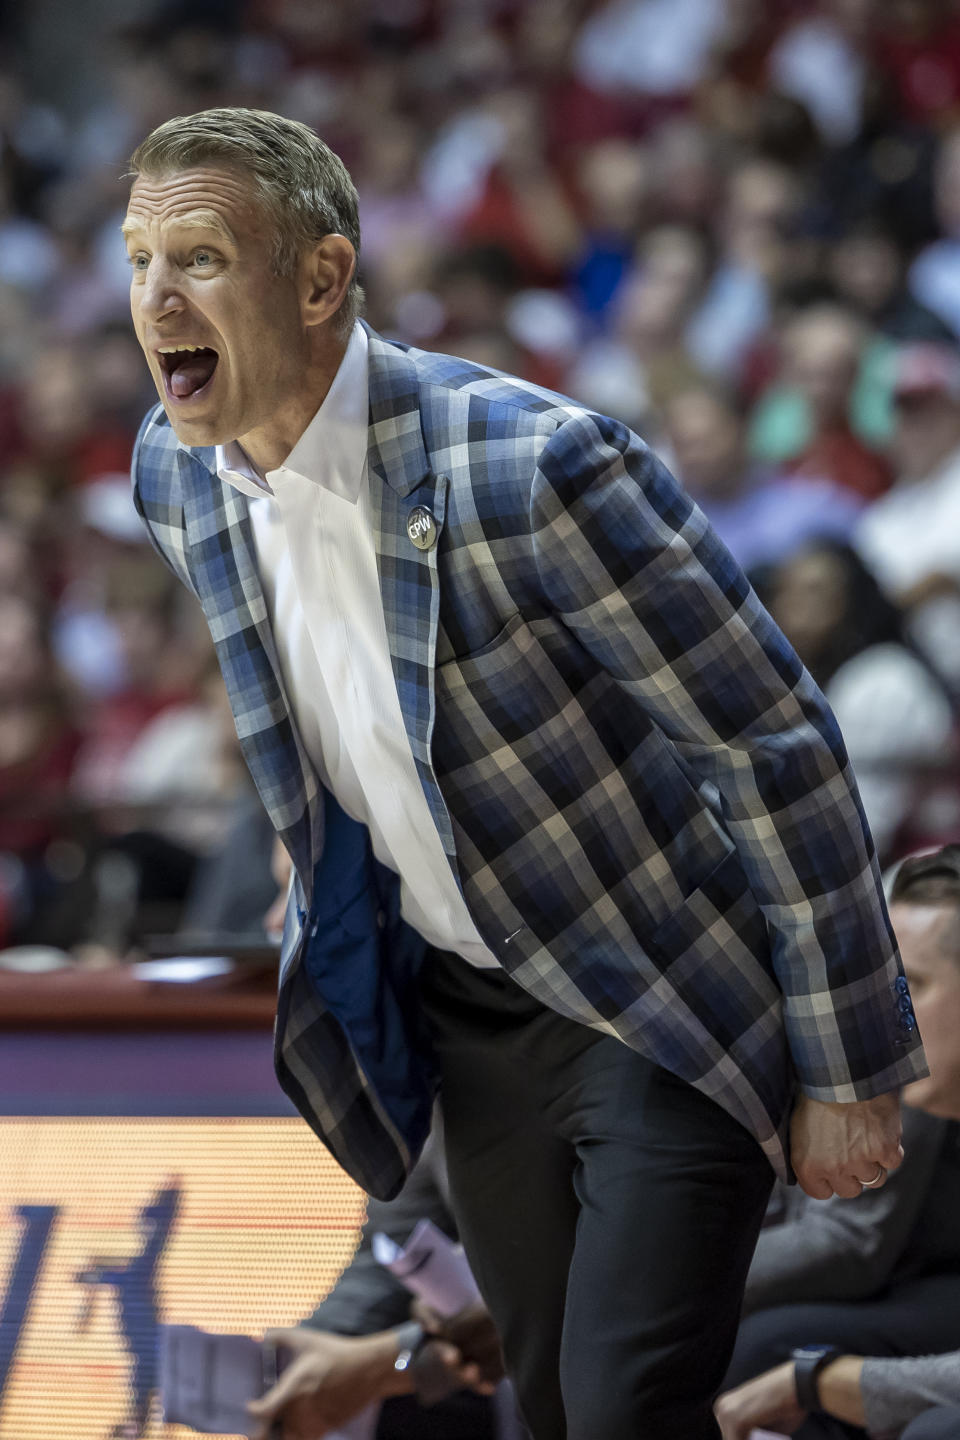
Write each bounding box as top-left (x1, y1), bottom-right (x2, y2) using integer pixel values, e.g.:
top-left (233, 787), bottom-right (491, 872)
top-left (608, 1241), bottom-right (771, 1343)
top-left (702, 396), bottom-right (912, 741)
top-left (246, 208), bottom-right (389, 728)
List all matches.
top-left (377, 909), bottom-right (387, 929)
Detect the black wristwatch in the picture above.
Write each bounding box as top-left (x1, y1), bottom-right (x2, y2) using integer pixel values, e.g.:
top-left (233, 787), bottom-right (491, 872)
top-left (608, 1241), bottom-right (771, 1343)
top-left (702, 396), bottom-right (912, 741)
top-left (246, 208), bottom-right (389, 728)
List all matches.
top-left (792, 1344), bottom-right (844, 1412)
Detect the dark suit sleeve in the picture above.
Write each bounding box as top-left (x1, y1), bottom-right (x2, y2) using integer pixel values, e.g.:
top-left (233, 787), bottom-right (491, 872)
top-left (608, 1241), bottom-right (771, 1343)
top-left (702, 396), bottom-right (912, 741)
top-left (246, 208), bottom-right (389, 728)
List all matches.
top-left (743, 1107), bottom-right (946, 1314)
top-left (302, 1131), bottom-right (456, 1336)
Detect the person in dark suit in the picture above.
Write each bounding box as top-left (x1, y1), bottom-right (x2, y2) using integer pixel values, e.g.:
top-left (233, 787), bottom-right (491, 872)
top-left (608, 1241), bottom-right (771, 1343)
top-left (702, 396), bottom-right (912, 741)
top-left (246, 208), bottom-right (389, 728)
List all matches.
top-left (124, 107), bottom-right (924, 1439)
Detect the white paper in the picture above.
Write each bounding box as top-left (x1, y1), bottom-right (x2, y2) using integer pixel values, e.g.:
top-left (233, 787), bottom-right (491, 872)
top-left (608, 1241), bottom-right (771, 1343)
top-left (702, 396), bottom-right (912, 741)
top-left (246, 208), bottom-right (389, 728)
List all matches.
top-left (158, 1324), bottom-right (264, 1434)
top-left (748, 1430), bottom-right (790, 1439)
top-left (159, 1325), bottom-right (380, 1438)
top-left (372, 1218), bottom-right (480, 1317)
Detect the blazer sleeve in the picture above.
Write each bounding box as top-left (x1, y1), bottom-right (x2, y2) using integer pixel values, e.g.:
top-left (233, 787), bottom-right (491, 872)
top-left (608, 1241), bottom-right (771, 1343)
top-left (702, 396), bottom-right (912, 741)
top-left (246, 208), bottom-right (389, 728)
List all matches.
top-left (742, 1106), bottom-right (947, 1314)
top-left (528, 411), bottom-right (926, 1101)
top-left (301, 1130), bottom-right (456, 1336)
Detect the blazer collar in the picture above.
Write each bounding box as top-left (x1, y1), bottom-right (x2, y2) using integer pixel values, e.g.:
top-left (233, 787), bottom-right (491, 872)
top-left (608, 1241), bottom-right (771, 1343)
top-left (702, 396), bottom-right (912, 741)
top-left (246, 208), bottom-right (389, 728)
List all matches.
top-left (364, 324), bottom-right (434, 498)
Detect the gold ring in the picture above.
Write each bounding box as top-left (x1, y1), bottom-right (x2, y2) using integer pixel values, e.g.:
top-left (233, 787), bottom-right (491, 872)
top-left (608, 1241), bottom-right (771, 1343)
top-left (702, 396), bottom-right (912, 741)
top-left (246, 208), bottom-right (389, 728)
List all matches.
top-left (860, 1164), bottom-right (886, 1188)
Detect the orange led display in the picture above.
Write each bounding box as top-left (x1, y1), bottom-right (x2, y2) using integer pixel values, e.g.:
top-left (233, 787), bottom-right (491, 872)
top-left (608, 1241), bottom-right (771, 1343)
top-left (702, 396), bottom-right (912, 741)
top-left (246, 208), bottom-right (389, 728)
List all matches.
top-left (0, 1117), bottom-right (366, 1438)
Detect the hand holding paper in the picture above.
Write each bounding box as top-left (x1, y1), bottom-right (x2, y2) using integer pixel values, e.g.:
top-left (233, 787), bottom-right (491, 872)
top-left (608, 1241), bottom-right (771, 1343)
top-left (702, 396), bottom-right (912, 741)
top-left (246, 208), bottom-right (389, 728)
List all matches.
top-left (372, 1220), bottom-right (505, 1398)
top-left (371, 1218), bottom-right (481, 1316)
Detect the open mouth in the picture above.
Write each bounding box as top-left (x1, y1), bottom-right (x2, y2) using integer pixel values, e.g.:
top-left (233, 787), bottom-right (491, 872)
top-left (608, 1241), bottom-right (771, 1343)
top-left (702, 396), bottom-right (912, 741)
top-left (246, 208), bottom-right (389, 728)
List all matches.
top-left (157, 345), bottom-right (219, 401)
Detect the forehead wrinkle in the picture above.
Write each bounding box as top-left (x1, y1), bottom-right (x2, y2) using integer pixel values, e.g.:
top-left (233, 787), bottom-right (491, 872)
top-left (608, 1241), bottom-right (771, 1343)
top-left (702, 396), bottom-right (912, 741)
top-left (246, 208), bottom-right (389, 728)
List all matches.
top-left (125, 168), bottom-right (265, 235)
top-left (121, 208), bottom-right (238, 245)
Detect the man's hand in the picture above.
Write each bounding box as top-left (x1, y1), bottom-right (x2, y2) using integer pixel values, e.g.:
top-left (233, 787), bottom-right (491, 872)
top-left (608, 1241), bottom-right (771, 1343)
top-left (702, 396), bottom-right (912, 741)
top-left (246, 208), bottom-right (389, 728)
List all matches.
top-left (246, 1326), bottom-right (424, 1440)
top-left (790, 1091), bottom-right (903, 1199)
top-left (714, 1361), bottom-right (805, 1439)
top-left (411, 1300), bottom-right (505, 1394)
top-left (716, 1356), bottom-right (868, 1437)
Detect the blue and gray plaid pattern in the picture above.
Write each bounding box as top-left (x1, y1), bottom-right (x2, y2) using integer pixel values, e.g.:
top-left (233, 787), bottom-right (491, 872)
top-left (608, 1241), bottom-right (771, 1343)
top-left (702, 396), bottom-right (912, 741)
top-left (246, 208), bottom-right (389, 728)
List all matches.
top-left (132, 326), bottom-right (926, 1195)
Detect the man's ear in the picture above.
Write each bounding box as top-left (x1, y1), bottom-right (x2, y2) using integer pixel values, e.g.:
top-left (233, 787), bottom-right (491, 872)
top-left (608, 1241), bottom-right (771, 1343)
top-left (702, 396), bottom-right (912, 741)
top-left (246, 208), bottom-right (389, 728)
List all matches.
top-left (300, 234), bottom-right (356, 328)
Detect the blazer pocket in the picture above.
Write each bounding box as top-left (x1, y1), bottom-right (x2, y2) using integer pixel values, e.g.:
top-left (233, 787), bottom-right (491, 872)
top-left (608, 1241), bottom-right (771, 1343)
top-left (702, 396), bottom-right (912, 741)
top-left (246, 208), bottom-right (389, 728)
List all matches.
top-left (440, 610), bottom-right (528, 669)
top-left (435, 612), bottom-right (574, 742)
top-left (646, 847), bottom-right (756, 962)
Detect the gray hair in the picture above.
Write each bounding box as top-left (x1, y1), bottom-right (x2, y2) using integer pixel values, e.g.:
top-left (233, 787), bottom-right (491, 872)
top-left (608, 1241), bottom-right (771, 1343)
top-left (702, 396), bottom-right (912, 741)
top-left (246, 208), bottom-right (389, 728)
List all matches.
top-left (891, 846), bottom-right (960, 918)
top-left (127, 107), bottom-right (363, 334)
top-left (890, 846), bottom-right (960, 967)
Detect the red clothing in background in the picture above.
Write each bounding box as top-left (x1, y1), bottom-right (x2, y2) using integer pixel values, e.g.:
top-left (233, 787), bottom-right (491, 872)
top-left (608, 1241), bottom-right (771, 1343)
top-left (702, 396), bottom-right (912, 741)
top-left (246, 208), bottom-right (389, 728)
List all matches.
top-left (784, 426), bottom-right (893, 504)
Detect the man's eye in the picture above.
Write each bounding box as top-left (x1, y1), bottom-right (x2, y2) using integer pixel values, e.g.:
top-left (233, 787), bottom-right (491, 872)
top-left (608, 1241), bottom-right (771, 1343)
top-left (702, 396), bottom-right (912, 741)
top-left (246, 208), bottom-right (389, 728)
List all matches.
top-left (128, 254), bottom-right (149, 271)
top-left (193, 251), bottom-right (214, 268)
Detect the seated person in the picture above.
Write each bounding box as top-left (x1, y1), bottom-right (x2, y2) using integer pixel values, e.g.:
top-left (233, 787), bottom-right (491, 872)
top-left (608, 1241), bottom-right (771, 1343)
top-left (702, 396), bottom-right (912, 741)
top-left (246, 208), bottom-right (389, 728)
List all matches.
top-left (248, 1124), bottom-right (516, 1440)
top-left (716, 845), bottom-right (960, 1439)
top-left (764, 541), bottom-right (956, 864)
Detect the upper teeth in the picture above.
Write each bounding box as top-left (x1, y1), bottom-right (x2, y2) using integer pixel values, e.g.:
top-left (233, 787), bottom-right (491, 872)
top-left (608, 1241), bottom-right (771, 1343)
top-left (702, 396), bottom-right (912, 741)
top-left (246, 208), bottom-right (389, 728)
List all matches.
top-left (158, 344), bottom-right (203, 353)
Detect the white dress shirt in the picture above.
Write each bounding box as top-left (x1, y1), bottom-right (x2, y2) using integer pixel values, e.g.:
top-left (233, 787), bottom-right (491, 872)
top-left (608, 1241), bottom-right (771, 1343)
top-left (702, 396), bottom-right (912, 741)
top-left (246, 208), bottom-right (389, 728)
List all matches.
top-left (215, 323), bottom-right (498, 967)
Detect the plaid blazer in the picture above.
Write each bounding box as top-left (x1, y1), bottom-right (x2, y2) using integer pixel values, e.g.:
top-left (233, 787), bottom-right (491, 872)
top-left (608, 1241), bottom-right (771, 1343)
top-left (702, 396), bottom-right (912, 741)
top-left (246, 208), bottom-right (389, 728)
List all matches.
top-left (132, 326), bottom-right (926, 1199)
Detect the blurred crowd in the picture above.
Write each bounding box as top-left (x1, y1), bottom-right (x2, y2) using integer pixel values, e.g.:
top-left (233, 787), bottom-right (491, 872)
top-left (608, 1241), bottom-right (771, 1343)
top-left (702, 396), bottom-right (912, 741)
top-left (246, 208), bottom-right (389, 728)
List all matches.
top-left (4, 0), bottom-right (960, 955)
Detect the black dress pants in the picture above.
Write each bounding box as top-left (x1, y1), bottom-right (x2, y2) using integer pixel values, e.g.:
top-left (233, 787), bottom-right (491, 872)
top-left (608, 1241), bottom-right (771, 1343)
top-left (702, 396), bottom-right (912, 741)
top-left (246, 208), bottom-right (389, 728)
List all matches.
top-left (419, 951), bottom-right (775, 1440)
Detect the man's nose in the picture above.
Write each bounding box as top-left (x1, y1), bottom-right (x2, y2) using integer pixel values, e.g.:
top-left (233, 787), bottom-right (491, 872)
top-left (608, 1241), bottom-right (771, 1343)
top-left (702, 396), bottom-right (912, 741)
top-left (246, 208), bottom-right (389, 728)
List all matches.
top-left (137, 259), bottom-right (186, 323)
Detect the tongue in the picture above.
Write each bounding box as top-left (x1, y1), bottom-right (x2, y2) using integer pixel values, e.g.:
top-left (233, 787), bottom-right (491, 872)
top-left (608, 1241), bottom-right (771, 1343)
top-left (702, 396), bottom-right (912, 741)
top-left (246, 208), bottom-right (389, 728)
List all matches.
top-left (171, 352), bottom-right (217, 398)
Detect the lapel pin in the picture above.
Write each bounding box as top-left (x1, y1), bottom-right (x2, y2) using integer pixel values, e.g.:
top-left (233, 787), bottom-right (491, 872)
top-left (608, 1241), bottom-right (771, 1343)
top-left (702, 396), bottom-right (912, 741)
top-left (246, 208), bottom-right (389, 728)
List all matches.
top-left (406, 505), bottom-right (438, 551)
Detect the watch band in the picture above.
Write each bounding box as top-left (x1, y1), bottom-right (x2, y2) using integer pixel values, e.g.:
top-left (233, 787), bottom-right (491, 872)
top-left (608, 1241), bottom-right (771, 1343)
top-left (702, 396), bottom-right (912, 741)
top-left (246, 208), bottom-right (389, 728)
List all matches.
top-left (393, 1320), bottom-right (426, 1373)
top-left (792, 1345), bottom-right (843, 1412)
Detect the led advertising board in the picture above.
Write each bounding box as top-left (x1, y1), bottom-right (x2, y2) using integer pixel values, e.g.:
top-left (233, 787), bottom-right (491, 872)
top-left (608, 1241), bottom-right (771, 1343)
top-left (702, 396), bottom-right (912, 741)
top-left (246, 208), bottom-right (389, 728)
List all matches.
top-left (0, 1031), bottom-right (365, 1439)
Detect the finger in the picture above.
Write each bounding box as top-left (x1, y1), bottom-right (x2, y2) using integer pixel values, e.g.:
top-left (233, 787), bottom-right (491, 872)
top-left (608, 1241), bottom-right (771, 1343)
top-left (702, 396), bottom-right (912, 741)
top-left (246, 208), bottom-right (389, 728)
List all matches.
top-left (826, 1173), bottom-right (864, 1199)
top-left (411, 1300), bottom-right (443, 1332)
top-left (793, 1168), bottom-right (834, 1200)
top-left (247, 1355), bottom-right (310, 1422)
top-left (263, 1327), bottom-right (309, 1353)
top-left (472, 1338), bottom-right (505, 1369)
top-left (878, 1139), bottom-right (905, 1172)
top-left (854, 1160), bottom-right (888, 1187)
top-left (712, 1403), bottom-right (741, 1440)
top-left (431, 1340), bottom-right (464, 1372)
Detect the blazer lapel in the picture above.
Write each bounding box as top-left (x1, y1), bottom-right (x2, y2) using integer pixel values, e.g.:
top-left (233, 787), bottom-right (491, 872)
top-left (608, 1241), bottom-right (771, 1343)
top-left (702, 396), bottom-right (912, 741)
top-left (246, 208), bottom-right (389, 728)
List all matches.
top-left (365, 333), bottom-right (455, 859)
top-left (178, 447), bottom-right (320, 891)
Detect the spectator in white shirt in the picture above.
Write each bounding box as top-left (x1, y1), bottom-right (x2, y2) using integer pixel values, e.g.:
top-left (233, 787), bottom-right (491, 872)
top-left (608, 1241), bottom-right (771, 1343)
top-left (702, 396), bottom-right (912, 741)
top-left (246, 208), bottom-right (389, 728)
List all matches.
top-left (854, 342), bottom-right (960, 694)
top-left (767, 539), bottom-right (956, 864)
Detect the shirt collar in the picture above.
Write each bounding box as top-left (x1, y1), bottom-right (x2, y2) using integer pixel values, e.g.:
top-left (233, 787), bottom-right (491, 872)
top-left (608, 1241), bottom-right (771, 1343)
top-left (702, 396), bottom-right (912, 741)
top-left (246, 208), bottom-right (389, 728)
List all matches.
top-left (215, 321), bottom-right (369, 503)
